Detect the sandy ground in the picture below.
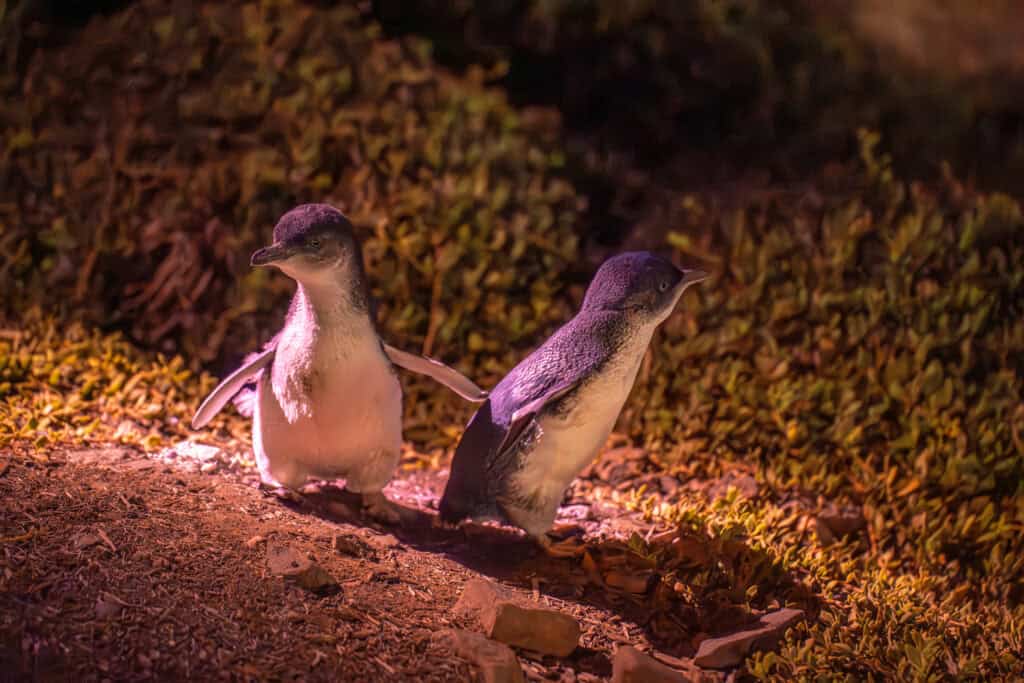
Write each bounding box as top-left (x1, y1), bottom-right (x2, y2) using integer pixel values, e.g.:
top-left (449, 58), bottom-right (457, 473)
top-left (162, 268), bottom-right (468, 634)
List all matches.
top-left (0, 445), bottom-right (732, 682)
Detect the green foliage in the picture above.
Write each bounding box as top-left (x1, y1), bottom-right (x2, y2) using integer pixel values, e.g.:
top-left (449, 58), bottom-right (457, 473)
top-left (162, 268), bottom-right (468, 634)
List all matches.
top-left (627, 129), bottom-right (1024, 678)
top-left (0, 0), bottom-right (582, 435)
top-left (0, 310), bottom-right (202, 450)
top-left (1, 1), bottom-right (1023, 679)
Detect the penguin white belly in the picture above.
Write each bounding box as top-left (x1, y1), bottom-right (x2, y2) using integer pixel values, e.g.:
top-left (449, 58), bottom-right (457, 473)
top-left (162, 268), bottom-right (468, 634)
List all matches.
top-left (506, 340), bottom-right (649, 536)
top-left (253, 335), bottom-right (403, 492)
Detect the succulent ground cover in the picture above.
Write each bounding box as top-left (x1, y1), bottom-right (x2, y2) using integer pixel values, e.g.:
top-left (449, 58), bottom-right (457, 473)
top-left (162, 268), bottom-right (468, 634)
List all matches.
top-left (2, 1), bottom-right (1023, 680)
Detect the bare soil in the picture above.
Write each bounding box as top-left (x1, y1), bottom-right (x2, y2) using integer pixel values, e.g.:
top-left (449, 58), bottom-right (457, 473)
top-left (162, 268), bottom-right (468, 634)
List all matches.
top-left (0, 445), bottom-right (735, 682)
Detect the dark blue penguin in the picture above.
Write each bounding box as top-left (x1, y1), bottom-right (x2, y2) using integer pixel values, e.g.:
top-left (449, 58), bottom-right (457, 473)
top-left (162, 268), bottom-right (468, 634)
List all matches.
top-left (439, 252), bottom-right (708, 554)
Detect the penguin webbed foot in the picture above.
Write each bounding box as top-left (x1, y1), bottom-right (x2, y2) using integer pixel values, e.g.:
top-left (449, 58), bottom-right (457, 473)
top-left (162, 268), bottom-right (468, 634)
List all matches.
top-left (359, 491), bottom-right (413, 527)
top-left (536, 530), bottom-right (586, 558)
top-left (259, 481), bottom-right (305, 505)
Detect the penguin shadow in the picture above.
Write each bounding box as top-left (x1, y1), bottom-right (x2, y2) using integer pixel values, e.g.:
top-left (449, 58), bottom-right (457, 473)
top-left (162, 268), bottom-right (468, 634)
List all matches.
top-left (279, 481), bottom-right (819, 661)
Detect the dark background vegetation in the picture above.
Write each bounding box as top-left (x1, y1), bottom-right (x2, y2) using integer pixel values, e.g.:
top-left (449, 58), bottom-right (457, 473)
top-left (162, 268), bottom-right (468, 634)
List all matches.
top-left (2, 0), bottom-right (1023, 678)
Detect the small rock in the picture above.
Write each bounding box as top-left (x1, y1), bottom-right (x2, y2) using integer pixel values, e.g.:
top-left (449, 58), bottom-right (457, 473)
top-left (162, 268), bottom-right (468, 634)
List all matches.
top-left (266, 543), bottom-right (339, 596)
top-left (440, 629), bottom-right (524, 683)
top-left (288, 564), bottom-right (339, 596)
top-left (487, 603), bottom-right (580, 657)
top-left (266, 544), bottom-right (311, 575)
top-left (333, 534), bottom-right (375, 558)
top-left (454, 579), bottom-right (515, 618)
top-left (200, 462), bottom-right (218, 474)
top-left (94, 597), bottom-right (123, 619)
top-left (611, 646), bottom-right (693, 683)
top-left (693, 608), bottom-right (804, 669)
top-left (455, 579), bottom-right (580, 657)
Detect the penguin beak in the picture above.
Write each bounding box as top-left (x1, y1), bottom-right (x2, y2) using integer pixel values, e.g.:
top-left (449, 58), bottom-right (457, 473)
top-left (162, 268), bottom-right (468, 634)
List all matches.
top-left (250, 242), bottom-right (294, 267)
top-left (679, 268), bottom-right (709, 286)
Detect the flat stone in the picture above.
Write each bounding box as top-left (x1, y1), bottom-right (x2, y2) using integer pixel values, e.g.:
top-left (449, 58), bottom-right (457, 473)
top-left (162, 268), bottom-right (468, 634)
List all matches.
top-left (454, 579), bottom-right (515, 619)
top-left (266, 544), bottom-right (338, 596)
top-left (487, 602), bottom-right (580, 657)
top-left (440, 629), bottom-right (524, 683)
top-left (694, 608), bottom-right (804, 669)
top-left (455, 579), bottom-right (580, 657)
top-left (611, 646), bottom-right (694, 683)
top-left (266, 544), bottom-right (311, 575)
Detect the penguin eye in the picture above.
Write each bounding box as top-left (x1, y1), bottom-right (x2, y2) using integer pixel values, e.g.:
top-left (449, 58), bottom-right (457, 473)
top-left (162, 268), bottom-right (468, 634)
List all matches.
top-left (658, 280), bottom-right (669, 292)
top-left (308, 238), bottom-right (322, 250)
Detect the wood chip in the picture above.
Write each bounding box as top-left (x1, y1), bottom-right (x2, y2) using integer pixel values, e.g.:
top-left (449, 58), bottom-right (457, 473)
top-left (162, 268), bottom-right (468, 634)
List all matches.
top-left (96, 528), bottom-right (118, 552)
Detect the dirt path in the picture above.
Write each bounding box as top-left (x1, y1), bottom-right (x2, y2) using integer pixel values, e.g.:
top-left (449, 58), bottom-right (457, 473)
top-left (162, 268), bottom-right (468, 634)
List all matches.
top-left (0, 446), bottom-right (721, 682)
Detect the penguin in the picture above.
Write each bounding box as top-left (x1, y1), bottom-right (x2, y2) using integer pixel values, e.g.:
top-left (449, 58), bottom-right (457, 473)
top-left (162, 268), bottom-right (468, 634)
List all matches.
top-left (438, 251), bottom-right (707, 553)
top-left (191, 204), bottom-right (486, 522)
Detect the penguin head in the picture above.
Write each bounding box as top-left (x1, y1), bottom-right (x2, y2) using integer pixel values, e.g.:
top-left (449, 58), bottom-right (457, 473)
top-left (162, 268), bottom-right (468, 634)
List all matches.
top-left (581, 251), bottom-right (707, 323)
top-left (251, 204), bottom-right (361, 282)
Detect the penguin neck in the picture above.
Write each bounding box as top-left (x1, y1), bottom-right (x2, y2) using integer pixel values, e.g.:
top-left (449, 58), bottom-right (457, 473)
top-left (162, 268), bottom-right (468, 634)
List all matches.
top-left (290, 274), bottom-right (374, 341)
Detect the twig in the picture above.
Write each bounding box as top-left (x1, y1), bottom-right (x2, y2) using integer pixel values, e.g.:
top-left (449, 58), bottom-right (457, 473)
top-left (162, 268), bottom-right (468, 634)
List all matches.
top-left (0, 529), bottom-right (35, 543)
top-left (373, 656), bottom-right (396, 675)
top-left (96, 527), bottom-right (118, 552)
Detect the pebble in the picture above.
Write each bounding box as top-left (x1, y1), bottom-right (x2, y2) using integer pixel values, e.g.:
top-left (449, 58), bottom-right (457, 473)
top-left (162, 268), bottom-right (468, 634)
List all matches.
top-left (455, 579), bottom-right (580, 658)
top-left (694, 608), bottom-right (804, 669)
top-left (440, 629), bottom-right (524, 683)
top-left (611, 646), bottom-right (696, 683)
top-left (265, 543), bottom-right (339, 596)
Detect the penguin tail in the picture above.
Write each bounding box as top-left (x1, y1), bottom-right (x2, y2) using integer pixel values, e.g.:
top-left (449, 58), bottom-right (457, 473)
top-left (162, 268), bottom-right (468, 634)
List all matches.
top-left (439, 484), bottom-right (502, 525)
top-left (438, 491), bottom-right (471, 525)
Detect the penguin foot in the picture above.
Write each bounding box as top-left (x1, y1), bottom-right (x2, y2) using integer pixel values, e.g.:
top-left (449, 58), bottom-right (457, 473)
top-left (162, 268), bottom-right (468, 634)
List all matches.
top-left (259, 481), bottom-right (304, 505)
top-left (537, 533), bottom-right (586, 558)
top-left (431, 515), bottom-right (460, 531)
top-left (360, 491), bottom-right (410, 527)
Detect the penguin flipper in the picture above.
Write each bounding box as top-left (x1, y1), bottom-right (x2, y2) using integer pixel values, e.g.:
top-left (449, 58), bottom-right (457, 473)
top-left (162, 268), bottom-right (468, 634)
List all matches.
top-left (496, 378), bottom-right (581, 460)
top-left (383, 344), bottom-right (488, 402)
top-left (191, 345), bottom-right (276, 429)
top-left (439, 378), bottom-right (582, 524)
